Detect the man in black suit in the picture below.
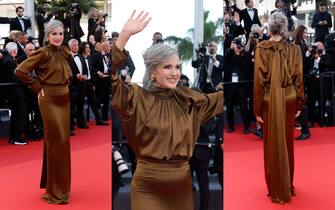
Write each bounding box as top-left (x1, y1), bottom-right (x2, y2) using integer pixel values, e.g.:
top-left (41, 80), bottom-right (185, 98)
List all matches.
top-left (15, 31), bottom-right (29, 61)
top-left (90, 41), bottom-right (112, 121)
top-left (192, 41), bottom-right (224, 94)
top-left (0, 6), bottom-right (31, 33)
top-left (69, 40), bottom-right (109, 128)
top-left (240, 0), bottom-right (261, 38)
top-left (0, 42), bottom-right (28, 145)
top-left (311, 2), bottom-right (332, 44)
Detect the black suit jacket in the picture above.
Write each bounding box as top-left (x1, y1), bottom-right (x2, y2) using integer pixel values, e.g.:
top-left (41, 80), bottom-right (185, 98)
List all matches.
top-left (9, 17), bottom-right (31, 32)
top-left (192, 54), bottom-right (224, 91)
top-left (69, 55), bottom-right (95, 88)
top-left (240, 8), bottom-right (261, 35)
top-left (311, 11), bottom-right (332, 42)
top-left (90, 52), bottom-right (104, 74)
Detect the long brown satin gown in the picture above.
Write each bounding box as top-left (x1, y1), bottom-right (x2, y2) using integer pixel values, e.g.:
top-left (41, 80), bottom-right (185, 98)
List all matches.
top-left (112, 45), bottom-right (224, 210)
top-left (15, 45), bottom-right (72, 204)
top-left (253, 39), bottom-right (305, 203)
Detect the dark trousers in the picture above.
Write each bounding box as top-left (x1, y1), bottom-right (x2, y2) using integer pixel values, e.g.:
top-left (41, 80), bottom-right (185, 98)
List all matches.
top-left (298, 106), bottom-right (310, 134)
top-left (225, 85), bottom-right (250, 129)
top-left (76, 80), bottom-right (102, 125)
top-left (69, 85), bottom-right (77, 129)
top-left (190, 155), bottom-right (210, 210)
top-left (7, 86), bottom-right (27, 140)
top-left (95, 77), bottom-right (110, 121)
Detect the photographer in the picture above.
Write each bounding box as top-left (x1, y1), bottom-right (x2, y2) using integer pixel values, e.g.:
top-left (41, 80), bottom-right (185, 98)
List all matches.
top-left (87, 7), bottom-right (107, 38)
top-left (224, 37), bottom-right (250, 134)
top-left (64, 1), bottom-right (84, 42)
top-left (223, 9), bottom-right (245, 49)
top-left (192, 41), bottom-right (223, 94)
top-left (305, 42), bottom-right (325, 127)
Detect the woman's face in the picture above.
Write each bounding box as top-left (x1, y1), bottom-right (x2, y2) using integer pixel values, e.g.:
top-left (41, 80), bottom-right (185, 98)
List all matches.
top-left (48, 26), bottom-right (64, 46)
top-left (152, 54), bottom-right (181, 89)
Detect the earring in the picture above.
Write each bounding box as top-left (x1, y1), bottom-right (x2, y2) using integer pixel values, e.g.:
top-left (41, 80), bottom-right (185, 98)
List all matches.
top-left (151, 75), bottom-right (156, 81)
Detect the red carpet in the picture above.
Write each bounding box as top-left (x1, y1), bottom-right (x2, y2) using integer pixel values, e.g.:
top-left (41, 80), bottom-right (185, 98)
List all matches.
top-left (224, 125), bottom-right (335, 210)
top-left (0, 121), bottom-right (111, 210)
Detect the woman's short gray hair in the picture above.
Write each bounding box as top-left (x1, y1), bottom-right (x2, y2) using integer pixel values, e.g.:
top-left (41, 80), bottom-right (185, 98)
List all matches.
top-left (44, 20), bottom-right (64, 45)
top-left (268, 12), bottom-right (288, 38)
top-left (5, 42), bottom-right (17, 53)
top-left (142, 43), bottom-right (178, 90)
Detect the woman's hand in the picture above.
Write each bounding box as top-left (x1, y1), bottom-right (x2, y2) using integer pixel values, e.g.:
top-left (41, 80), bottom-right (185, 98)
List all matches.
top-left (38, 88), bottom-right (45, 100)
top-left (256, 116), bottom-right (264, 123)
top-left (122, 10), bottom-right (151, 36)
top-left (295, 110), bottom-right (301, 118)
top-left (116, 10), bottom-right (151, 51)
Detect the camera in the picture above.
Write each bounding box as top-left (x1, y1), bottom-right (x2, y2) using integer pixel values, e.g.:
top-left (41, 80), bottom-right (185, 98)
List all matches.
top-left (112, 146), bottom-right (129, 175)
top-left (68, 2), bottom-right (80, 15)
top-left (195, 43), bottom-right (207, 58)
top-left (309, 44), bottom-right (323, 57)
top-left (232, 37), bottom-right (244, 49)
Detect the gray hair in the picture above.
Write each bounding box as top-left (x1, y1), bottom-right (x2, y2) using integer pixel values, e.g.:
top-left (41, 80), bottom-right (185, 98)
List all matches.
top-left (268, 12), bottom-right (288, 38)
top-left (251, 24), bottom-right (261, 32)
top-left (142, 43), bottom-right (178, 90)
top-left (5, 42), bottom-right (17, 53)
top-left (68, 38), bottom-right (78, 46)
top-left (44, 20), bottom-right (64, 45)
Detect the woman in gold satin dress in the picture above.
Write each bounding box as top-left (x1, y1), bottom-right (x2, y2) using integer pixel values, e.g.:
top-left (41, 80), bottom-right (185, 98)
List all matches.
top-left (15, 20), bottom-right (72, 204)
top-left (253, 12), bottom-right (305, 204)
top-left (112, 11), bottom-right (224, 210)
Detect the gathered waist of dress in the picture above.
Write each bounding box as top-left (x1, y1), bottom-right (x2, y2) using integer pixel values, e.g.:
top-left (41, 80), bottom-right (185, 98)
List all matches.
top-left (138, 156), bottom-right (188, 164)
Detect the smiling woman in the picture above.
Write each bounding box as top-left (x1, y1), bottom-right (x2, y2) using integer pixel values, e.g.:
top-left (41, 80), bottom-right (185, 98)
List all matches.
top-left (112, 10), bottom-right (224, 210)
top-left (142, 43), bottom-right (181, 90)
top-left (14, 20), bottom-right (73, 205)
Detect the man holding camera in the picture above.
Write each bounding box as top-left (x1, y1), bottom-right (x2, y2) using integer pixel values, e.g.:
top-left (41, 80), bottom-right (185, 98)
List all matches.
top-left (65, 1), bottom-right (84, 42)
top-left (224, 37), bottom-right (250, 134)
top-left (192, 41), bottom-right (223, 94)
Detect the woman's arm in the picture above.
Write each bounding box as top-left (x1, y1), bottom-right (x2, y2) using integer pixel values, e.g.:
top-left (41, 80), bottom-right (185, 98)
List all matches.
top-left (115, 10), bottom-right (151, 52)
top-left (112, 10), bottom-right (151, 118)
top-left (14, 48), bottom-right (45, 93)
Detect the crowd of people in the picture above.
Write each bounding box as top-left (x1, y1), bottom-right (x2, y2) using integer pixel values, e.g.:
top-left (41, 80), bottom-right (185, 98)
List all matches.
top-left (0, 0), bottom-right (335, 208)
top-left (0, 4), bottom-right (118, 145)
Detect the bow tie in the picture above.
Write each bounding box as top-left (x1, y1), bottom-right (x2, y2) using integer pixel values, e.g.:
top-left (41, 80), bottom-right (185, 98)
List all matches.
top-left (248, 9), bottom-right (253, 12)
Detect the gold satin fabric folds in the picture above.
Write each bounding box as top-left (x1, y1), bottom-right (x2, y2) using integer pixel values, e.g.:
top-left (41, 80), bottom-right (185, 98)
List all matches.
top-left (254, 40), bottom-right (304, 203)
